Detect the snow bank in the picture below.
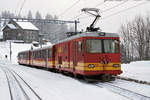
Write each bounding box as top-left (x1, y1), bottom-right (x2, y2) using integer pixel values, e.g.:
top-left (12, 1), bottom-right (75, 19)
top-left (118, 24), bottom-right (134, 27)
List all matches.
top-left (120, 61), bottom-right (150, 82)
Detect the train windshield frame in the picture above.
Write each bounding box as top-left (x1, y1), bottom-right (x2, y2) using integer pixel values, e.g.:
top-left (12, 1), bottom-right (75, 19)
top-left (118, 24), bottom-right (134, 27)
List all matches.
top-left (86, 39), bottom-right (119, 53)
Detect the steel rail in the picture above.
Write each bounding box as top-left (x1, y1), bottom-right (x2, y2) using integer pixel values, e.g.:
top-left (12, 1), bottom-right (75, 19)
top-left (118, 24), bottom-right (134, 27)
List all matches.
top-left (95, 82), bottom-right (150, 100)
top-left (10, 69), bottom-right (42, 100)
top-left (6, 69), bottom-right (30, 100)
top-left (3, 70), bottom-right (13, 100)
top-left (2, 68), bottom-right (30, 100)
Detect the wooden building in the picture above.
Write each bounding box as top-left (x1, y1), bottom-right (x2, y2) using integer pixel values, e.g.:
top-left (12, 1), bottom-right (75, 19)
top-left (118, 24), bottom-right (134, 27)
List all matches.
top-left (2, 20), bottom-right (39, 43)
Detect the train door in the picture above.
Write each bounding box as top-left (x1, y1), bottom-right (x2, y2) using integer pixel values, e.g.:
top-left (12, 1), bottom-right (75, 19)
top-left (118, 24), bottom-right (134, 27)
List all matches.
top-left (28, 51), bottom-right (31, 65)
top-left (45, 49), bottom-right (48, 69)
top-left (73, 41), bottom-right (77, 72)
top-left (64, 43), bottom-right (68, 68)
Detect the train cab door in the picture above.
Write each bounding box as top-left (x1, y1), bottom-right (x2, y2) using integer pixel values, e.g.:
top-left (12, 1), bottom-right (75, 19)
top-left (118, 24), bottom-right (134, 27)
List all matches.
top-left (73, 41), bottom-right (77, 72)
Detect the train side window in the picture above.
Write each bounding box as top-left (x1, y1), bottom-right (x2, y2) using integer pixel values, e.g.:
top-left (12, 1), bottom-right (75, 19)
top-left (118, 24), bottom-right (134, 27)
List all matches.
top-left (39, 51), bottom-right (41, 58)
top-left (43, 50), bottom-right (45, 58)
top-left (41, 51), bottom-right (43, 58)
top-left (38, 51), bottom-right (40, 58)
top-left (37, 52), bottom-right (39, 58)
top-left (35, 52), bottom-right (37, 58)
top-left (34, 52), bottom-right (35, 58)
top-left (40, 51), bottom-right (42, 58)
top-left (42, 51), bottom-right (44, 58)
top-left (35, 52), bottom-right (36, 58)
top-left (36, 52), bottom-right (37, 58)
top-left (78, 41), bottom-right (82, 52)
top-left (31, 52), bottom-right (35, 58)
top-left (49, 49), bottom-right (52, 58)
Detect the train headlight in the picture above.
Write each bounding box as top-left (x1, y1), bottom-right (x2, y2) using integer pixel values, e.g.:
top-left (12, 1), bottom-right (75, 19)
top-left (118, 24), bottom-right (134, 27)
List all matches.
top-left (88, 64), bottom-right (95, 68)
top-left (113, 64), bottom-right (119, 68)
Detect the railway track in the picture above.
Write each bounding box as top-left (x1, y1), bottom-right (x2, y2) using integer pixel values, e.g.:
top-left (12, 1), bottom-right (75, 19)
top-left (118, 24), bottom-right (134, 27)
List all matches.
top-left (95, 82), bottom-right (150, 100)
top-left (1, 67), bottom-right (42, 100)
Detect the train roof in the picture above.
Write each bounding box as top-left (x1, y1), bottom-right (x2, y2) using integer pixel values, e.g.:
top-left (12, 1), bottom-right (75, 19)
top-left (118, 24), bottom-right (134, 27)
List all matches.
top-left (18, 50), bottom-right (30, 54)
top-left (56, 31), bottom-right (119, 44)
top-left (18, 45), bottom-right (53, 54)
top-left (31, 45), bottom-right (53, 52)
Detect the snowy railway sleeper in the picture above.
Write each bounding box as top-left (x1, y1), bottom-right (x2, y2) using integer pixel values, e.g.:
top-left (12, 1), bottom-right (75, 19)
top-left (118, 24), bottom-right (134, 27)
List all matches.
top-left (18, 32), bottom-right (122, 81)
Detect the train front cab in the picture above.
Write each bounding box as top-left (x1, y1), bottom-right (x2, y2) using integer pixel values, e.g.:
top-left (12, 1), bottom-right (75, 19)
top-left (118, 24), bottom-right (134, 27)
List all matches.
top-left (74, 36), bottom-right (122, 77)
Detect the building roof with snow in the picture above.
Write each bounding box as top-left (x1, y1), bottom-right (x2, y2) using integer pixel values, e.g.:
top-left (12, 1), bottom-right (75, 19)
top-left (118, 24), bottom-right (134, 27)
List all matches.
top-left (16, 22), bottom-right (39, 31)
top-left (6, 24), bottom-right (17, 29)
top-left (2, 20), bottom-right (39, 31)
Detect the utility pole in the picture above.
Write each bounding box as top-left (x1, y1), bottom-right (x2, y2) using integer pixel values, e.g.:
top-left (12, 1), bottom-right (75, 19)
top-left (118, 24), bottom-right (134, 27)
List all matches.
top-left (39, 33), bottom-right (44, 48)
top-left (75, 20), bottom-right (78, 33)
top-left (10, 41), bottom-right (12, 61)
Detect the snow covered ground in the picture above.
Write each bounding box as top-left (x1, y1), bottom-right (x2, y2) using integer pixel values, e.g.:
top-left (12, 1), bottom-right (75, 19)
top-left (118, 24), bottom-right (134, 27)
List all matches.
top-left (0, 64), bottom-right (129, 100)
top-left (0, 42), bottom-right (150, 100)
top-left (121, 61), bottom-right (150, 82)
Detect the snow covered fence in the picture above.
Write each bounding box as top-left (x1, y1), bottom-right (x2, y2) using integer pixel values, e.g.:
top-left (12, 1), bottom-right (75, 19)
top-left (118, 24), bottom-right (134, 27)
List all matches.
top-left (115, 76), bottom-right (150, 85)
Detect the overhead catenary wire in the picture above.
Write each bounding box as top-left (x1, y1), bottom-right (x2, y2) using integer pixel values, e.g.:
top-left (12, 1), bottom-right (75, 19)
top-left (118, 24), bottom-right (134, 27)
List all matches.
top-left (18, 0), bottom-right (26, 17)
top-left (58, 0), bottom-right (81, 18)
top-left (79, 1), bottom-right (149, 28)
top-left (74, 0), bottom-right (129, 20)
top-left (102, 0), bottom-right (129, 13)
top-left (101, 1), bottom-right (148, 20)
top-left (14, 0), bottom-right (22, 16)
top-left (69, 0), bottom-right (107, 20)
top-left (95, 0), bottom-right (106, 7)
top-left (69, 13), bottom-right (84, 20)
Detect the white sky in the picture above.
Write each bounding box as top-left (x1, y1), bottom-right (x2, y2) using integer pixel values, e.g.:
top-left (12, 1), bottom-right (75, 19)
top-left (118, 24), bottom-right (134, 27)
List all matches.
top-left (0, 0), bottom-right (150, 33)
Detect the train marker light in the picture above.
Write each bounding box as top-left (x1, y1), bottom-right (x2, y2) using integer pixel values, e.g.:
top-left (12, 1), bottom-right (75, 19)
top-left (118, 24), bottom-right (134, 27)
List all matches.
top-left (98, 32), bottom-right (105, 36)
top-left (88, 64), bottom-right (95, 68)
top-left (113, 64), bottom-right (119, 67)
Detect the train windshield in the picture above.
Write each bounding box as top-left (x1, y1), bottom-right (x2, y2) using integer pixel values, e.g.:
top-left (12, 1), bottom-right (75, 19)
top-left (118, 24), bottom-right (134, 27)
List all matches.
top-left (103, 40), bottom-right (119, 53)
top-left (86, 39), bottom-right (119, 53)
top-left (86, 39), bottom-right (103, 53)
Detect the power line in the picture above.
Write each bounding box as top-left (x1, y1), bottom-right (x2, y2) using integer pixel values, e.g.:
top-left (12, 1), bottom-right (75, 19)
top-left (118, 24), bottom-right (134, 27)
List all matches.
top-left (18, 0), bottom-right (26, 17)
top-left (80, 1), bottom-right (149, 28)
top-left (69, 0), bottom-right (106, 20)
top-left (95, 1), bottom-right (106, 7)
top-left (15, 0), bottom-right (22, 16)
top-left (59, 0), bottom-right (81, 17)
top-left (69, 13), bottom-right (84, 20)
top-left (76, 0), bottom-right (129, 20)
top-left (102, 0), bottom-right (128, 13)
top-left (101, 1), bottom-right (148, 20)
